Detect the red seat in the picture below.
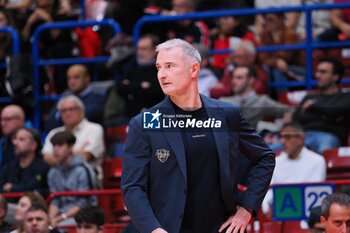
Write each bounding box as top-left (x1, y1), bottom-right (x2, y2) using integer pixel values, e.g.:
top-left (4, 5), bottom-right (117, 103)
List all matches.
top-left (282, 221), bottom-right (309, 233)
top-left (323, 147), bottom-right (350, 180)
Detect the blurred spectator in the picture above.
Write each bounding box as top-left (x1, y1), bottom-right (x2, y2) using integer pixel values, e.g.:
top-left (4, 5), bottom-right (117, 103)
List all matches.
top-left (194, 44), bottom-right (218, 97)
top-left (42, 95), bottom-right (105, 179)
top-left (308, 206), bottom-right (324, 233)
top-left (297, 0), bottom-right (332, 40)
top-left (11, 192), bottom-right (47, 233)
top-left (259, 13), bottom-right (305, 93)
top-left (0, 7), bottom-right (16, 60)
top-left (159, 0), bottom-right (210, 46)
top-left (0, 104), bottom-right (25, 168)
top-left (254, 0), bottom-right (301, 41)
top-left (0, 127), bottom-right (49, 196)
top-left (23, 204), bottom-right (59, 233)
top-left (105, 34), bottom-right (164, 123)
top-left (262, 122), bottom-right (326, 216)
top-left (320, 192), bottom-right (350, 233)
top-left (21, 0), bottom-right (76, 93)
top-left (220, 65), bottom-right (292, 129)
top-left (319, 0), bottom-right (350, 42)
top-left (74, 206), bottom-right (104, 233)
top-left (45, 64), bottom-right (105, 131)
top-left (293, 57), bottom-right (350, 154)
top-left (210, 41), bottom-right (268, 98)
top-left (212, 15), bottom-right (257, 70)
top-left (48, 130), bottom-right (97, 227)
top-left (0, 195), bottom-right (11, 233)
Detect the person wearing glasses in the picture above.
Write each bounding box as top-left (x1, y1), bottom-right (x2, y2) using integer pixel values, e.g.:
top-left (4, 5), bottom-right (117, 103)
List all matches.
top-left (262, 122), bottom-right (326, 216)
top-left (42, 95), bottom-right (105, 180)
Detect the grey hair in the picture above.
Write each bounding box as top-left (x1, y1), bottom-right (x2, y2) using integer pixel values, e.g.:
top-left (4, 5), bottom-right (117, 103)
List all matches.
top-left (235, 41), bottom-right (256, 57)
top-left (156, 38), bottom-right (201, 63)
top-left (321, 193), bottom-right (350, 219)
top-left (57, 95), bottom-right (85, 116)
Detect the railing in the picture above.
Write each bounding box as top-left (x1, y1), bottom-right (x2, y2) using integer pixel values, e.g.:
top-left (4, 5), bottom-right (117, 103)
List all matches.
top-left (32, 19), bottom-right (122, 128)
top-left (133, 3), bottom-right (350, 91)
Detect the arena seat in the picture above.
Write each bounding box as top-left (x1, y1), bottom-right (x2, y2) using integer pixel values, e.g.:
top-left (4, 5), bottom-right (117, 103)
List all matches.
top-left (323, 147), bottom-right (350, 180)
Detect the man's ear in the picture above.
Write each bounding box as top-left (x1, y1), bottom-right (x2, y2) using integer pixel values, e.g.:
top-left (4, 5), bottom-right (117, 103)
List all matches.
top-left (191, 62), bottom-right (200, 78)
top-left (320, 215), bottom-right (327, 225)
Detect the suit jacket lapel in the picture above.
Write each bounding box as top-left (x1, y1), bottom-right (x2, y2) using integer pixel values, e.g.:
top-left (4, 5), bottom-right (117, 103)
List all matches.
top-left (161, 97), bottom-right (187, 182)
top-left (203, 96), bottom-right (231, 183)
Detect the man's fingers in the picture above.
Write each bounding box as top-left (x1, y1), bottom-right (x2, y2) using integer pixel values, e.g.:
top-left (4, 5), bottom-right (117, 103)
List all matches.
top-left (219, 220), bottom-right (230, 232)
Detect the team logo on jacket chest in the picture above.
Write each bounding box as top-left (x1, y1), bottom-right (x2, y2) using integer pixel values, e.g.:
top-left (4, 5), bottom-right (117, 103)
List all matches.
top-left (156, 149), bottom-right (170, 162)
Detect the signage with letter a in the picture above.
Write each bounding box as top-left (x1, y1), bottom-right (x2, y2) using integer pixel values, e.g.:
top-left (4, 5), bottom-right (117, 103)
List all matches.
top-left (273, 183), bottom-right (334, 221)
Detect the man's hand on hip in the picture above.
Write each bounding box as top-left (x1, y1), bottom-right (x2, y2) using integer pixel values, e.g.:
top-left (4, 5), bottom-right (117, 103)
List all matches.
top-left (219, 206), bottom-right (252, 233)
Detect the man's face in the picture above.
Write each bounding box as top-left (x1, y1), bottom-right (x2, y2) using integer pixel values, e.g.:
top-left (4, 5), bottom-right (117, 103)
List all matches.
top-left (67, 65), bottom-right (90, 94)
top-left (59, 100), bottom-right (83, 129)
top-left (53, 143), bottom-right (72, 165)
top-left (232, 67), bottom-right (251, 95)
top-left (77, 223), bottom-right (102, 233)
top-left (12, 129), bottom-right (36, 158)
top-left (1, 107), bottom-right (24, 136)
top-left (321, 203), bottom-right (350, 233)
top-left (23, 210), bottom-right (50, 233)
top-left (136, 37), bottom-right (156, 65)
top-left (156, 48), bottom-right (197, 97)
top-left (280, 126), bottom-right (304, 159)
top-left (315, 62), bottom-right (338, 90)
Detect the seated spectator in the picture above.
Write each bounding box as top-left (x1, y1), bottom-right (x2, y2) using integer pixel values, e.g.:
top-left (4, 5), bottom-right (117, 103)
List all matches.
top-left (259, 13), bottom-right (306, 93)
top-left (320, 192), bottom-right (350, 233)
top-left (48, 130), bottom-right (97, 227)
top-left (220, 65), bottom-right (292, 129)
top-left (254, 0), bottom-right (301, 41)
top-left (319, 0), bottom-right (350, 42)
top-left (105, 34), bottom-right (164, 123)
top-left (262, 122), bottom-right (326, 216)
top-left (23, 204), bottom-right (60, 233)
top-left (0, 195), bottom-right (11, 232)
top-left (159, 0), bottom-right (210, 46)
top-left (212, 15), bottom-right (257, 70)
top-left (21, 0), bottom-right (76, 93)
top-left (0, 127), bottom-right (50, 196)
top-left (45, 64), bottom-right (105, 131)
top-left (210, 41), bottom-right (268, 98)
top-left (297, 0), bottom-right (332, 40)
top-left (293, 57), bottom-right (350, 154)
top-left (42, 95), bottom-right (105, 179)
top-left (308, 206), bottom-right (324, 233)
top-left (11, 192), bottom-right (47, 233)
top-left (0, 104), bottom-right (26, 168)
top-left (194, 44), bottom-right (218, 97)
top-left (0, 7), bottom-right (16, 61)
top-left (74, 206), bottom-right (104, 233)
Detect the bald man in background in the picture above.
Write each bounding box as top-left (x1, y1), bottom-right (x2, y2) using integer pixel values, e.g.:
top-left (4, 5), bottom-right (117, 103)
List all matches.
top-left (0, 104), bottom-right (26, 168)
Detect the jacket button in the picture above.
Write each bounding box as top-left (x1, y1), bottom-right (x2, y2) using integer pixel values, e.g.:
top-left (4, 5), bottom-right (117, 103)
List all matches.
top-left (184, 189), bottom-right (187, 194)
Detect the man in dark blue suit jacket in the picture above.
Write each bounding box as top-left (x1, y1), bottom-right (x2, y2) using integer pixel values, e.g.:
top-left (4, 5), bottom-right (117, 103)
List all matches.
top-left (121, 39), bottom-right (275, 233)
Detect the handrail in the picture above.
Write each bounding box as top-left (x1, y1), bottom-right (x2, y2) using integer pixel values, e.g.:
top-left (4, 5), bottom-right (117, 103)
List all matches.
top-left (32, 19), bottom-right (122, 128)
top-left (45, 189), bottom-right (122, 205)
top-left (133, 3), bottom-right (350, 91)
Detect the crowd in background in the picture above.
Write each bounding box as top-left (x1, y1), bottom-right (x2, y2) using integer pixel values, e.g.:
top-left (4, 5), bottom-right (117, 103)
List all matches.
top-left (0, 0), bottom-right (349, 231)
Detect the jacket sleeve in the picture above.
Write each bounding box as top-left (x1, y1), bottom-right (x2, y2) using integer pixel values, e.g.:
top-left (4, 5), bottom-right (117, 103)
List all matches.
top-left (236, 112), bottom-right (276, 215)
top-left (121, 117), bottom-right (161, 233)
